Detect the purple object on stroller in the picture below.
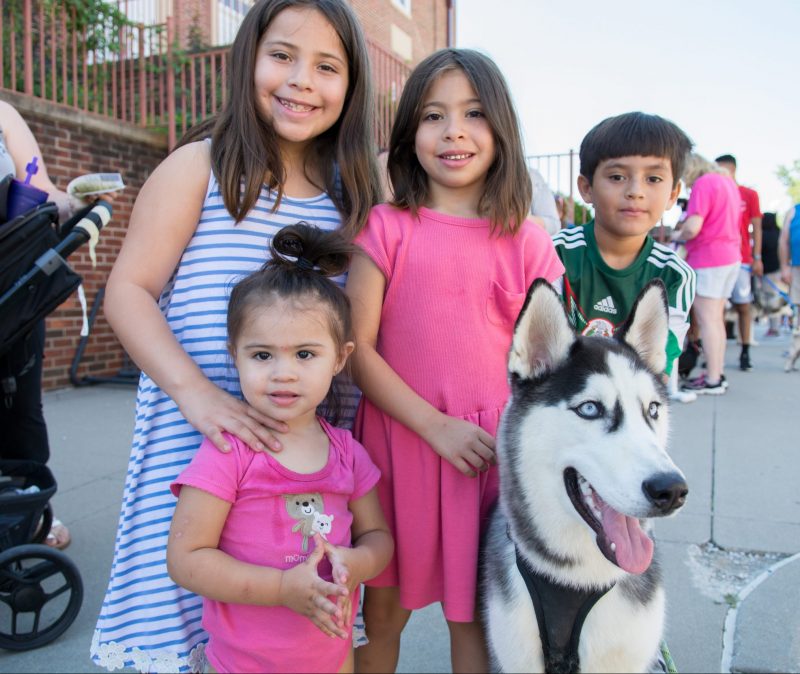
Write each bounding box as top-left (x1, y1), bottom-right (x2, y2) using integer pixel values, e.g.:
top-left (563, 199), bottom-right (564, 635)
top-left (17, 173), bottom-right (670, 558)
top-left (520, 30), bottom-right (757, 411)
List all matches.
top-left (0, 176), bottom-right (112, 650)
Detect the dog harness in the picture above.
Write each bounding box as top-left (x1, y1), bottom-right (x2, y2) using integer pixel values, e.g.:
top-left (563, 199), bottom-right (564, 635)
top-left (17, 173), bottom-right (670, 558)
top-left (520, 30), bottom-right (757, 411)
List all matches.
top-left (515, 547), bottom-right (614, 673)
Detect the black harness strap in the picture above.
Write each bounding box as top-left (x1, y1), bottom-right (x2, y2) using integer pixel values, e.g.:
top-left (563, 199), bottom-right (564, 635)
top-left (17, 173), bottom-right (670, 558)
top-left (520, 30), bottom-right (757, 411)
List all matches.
top-left (515, 548), bottom-right (614, 673)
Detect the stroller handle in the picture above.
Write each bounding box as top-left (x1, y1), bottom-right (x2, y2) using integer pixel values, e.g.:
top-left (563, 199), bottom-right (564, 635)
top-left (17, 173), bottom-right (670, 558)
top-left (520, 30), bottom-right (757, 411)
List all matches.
top-left (0, 200), bottom-right (112, 310)
top-left (55, 200), bottom-right (112, 259)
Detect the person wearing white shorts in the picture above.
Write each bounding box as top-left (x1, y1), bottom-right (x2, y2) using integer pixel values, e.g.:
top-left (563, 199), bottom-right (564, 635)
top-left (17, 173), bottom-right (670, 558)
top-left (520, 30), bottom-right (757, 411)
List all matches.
top-left (682, 262), bottom-right (740, 394)
top-left (674, 154), bottom-right (743, 395)
top-left (695, 263), bottom-right (741, 299)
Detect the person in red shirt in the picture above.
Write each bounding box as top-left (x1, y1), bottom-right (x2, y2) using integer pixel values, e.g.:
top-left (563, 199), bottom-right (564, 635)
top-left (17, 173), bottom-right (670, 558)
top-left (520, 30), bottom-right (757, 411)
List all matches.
top-left (716, 154), bottom-right (762, 371)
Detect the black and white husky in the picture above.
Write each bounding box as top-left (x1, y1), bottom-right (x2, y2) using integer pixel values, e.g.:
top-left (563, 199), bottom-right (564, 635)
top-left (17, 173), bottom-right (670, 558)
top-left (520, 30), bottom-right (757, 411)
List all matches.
top-left (481, 279), bottom-right (688, 674)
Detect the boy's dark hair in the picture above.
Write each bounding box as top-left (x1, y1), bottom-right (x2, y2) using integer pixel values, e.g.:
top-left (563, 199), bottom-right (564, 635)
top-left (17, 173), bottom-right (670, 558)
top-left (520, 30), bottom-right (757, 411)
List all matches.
top-left (227, 223), bottom-right (354, 423)
top-left (715, 154), bottom-right (737, 167)
top-left (177, 0), bottom-right (381, 240)
top-left (579, 112), bottom-right (693, 187)
top-left (388, 48), bottom-right (531, 235)
top-left (761, 212), bottom-right (777, 231)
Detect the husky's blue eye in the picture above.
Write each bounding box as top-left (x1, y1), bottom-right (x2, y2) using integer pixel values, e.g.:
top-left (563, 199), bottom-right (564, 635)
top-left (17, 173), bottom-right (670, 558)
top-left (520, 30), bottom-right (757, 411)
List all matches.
top-left (574, 401), bottom-right (603, 419)
top-left (648, 401), bottom-right (660, 419)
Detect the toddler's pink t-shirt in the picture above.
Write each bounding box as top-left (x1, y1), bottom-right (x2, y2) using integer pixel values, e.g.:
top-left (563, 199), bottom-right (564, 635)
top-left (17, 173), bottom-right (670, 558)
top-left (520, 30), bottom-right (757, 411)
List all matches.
top-left (684, 172), bottom-right (742, 269)
top-left (171, 419), bottom-right (380, 673)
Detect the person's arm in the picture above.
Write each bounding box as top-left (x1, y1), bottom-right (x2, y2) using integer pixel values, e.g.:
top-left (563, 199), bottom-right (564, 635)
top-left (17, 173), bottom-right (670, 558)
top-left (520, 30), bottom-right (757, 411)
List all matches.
top-left (104, 141), bottom-right (286, 452)
top-left (167, 486), bottom-right (349, 638)
top-left (672, 214), bottom-right (703, 241)
top-left (779, 207), bottom-right (794, 284)
top-left (0, 101), bottom-right (79, 221)
top-left (345, 252), bottom-right (495, 477)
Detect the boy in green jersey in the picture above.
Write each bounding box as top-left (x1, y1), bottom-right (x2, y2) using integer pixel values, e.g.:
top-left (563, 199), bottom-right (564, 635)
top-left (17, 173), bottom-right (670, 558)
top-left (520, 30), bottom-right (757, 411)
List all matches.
top-left (552, 112), bottom-right (696, 400)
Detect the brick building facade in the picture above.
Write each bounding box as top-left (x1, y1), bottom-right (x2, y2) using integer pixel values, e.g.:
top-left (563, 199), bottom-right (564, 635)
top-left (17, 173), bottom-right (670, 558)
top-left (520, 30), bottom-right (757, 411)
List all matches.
top-left (350, 0), bottom-right (454, 64)
top-left (169, 0), bottom-right (454, 63)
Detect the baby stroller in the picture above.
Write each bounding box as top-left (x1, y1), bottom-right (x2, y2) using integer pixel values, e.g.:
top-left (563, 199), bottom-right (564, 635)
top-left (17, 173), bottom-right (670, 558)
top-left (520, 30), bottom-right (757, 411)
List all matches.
top-left (0, 175), bottom-right (112, 650)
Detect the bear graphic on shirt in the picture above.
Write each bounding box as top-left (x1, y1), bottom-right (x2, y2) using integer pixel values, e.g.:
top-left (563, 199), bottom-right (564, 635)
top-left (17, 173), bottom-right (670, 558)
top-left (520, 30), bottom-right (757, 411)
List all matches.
top-left (312, 512), bottom-right (334, 540)
top-left (284, 493), bottom-right (330, 552)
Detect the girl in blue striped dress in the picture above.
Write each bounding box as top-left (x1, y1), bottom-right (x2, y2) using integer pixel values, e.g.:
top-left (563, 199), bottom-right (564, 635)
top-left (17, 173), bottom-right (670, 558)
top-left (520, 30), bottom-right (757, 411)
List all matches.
top-left (91, 1), bottom-right (381, 671)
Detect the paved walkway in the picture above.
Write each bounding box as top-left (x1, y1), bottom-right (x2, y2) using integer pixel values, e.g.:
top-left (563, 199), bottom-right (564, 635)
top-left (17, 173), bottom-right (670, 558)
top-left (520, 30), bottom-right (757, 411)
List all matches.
top-left (0, 323), bottom-right (798, 673)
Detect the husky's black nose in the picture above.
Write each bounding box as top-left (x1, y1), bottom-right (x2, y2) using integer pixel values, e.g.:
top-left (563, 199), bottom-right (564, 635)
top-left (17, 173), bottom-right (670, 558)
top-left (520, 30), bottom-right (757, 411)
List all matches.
top-left (643, 473), bottom-right (688, 514)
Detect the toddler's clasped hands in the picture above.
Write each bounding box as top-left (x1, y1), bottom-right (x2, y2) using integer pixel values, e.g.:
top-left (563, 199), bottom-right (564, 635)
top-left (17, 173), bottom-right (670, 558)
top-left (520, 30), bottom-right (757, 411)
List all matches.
top-left (278, 533), bottom-right (361, 640)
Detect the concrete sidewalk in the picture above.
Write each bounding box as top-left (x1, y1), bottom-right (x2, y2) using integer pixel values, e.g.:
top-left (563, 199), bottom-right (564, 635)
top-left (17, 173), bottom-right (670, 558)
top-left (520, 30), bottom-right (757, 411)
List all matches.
top-left (1, 322), bottom-right (798, 673)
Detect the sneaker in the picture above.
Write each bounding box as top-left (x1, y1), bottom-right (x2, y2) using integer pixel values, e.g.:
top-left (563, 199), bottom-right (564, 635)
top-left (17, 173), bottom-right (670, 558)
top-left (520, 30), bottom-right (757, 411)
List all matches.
top-left (682, 374), bottom-right (727, 395)
top-left (764, 328), bottom-right (780, 337)
top-left (669, 389), bottom-right (697, 403)
top-left (739, 351), bottom-right (752, 371)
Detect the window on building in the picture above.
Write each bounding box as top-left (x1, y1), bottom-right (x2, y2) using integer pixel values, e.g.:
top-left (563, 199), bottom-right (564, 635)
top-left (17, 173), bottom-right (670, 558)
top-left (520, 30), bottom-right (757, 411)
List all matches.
top-left (391, 0), bottom-right (412, 17)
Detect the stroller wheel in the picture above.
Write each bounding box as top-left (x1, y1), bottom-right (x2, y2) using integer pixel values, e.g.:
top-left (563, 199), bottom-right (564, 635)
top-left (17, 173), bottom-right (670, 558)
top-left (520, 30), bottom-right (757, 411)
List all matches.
top-left (30, 503), bottom-right (54, 546)
top-left (0, 544), bottom-right (83, 651)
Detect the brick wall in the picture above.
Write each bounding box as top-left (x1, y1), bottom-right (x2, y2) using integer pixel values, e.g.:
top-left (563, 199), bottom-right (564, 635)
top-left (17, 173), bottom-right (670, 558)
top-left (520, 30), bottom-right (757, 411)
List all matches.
top-left (174, 0), bottom-right (214, 48)
top-left (173, 1), bottom-right (452, 59)
top-left (351, 0), bottom-right (451, 65)
top-left (1, 91), bottom-right (167, 390)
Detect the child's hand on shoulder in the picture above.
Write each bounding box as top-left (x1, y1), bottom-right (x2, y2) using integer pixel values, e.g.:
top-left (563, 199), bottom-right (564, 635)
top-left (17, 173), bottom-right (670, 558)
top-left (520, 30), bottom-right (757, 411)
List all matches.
top-left (176, 378), bottom-right (289, 453)
top-left (425, 415), bottom-right (496, 477)
top-left (278, 534), bottom-right (349, 639)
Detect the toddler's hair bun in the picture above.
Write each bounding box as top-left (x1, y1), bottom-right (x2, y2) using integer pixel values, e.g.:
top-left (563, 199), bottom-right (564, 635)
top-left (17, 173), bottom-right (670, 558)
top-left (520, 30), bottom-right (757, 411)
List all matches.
top-left (269, 223), bottom-right (354, 277)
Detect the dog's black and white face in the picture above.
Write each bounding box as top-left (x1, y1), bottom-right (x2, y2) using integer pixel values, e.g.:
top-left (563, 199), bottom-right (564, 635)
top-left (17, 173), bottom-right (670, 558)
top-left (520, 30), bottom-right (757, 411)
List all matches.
top-left (500, 280), bottom-right (687, 581)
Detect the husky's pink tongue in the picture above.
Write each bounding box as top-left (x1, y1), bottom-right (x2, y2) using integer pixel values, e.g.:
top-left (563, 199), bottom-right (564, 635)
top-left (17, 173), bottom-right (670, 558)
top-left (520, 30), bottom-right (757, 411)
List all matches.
top-left (600, 504), bottom-right (653, 574)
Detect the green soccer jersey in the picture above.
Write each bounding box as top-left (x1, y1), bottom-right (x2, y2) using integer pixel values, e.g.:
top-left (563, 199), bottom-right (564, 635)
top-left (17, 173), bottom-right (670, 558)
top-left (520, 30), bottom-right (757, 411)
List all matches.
top-left (552, 222), bottom-right (696, 375)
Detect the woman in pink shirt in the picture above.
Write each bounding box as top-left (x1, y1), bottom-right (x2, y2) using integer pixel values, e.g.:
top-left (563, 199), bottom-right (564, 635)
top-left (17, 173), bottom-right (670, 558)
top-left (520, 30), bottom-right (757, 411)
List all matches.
top-left (672, 153), bottom-right (741, 394)
top-left (167, 225), bottom-right (393, 673)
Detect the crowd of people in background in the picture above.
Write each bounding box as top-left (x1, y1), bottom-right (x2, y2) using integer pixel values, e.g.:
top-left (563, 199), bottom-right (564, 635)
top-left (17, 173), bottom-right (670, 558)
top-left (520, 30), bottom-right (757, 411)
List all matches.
top-left (529, 146), bottom-right (797, 400)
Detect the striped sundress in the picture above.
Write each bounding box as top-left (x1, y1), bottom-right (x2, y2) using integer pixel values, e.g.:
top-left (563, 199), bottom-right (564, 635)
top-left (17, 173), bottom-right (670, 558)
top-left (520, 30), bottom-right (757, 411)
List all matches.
top-left (91, 170), bottom-right (358, 673)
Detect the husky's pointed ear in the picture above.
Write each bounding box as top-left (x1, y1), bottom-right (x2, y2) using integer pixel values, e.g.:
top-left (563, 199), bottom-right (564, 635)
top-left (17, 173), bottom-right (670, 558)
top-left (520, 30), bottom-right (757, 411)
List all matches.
top-left (508, 279), bottom-right (575, 379)
top-left (616, 280), bottom-right (669, 374)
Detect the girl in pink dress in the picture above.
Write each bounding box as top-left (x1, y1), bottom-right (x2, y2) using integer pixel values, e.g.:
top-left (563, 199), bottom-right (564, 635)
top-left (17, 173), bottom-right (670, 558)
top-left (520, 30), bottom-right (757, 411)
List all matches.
top-left (345, 49), bottom-right (564, 672)
top-left (167, 225), bottom-right (393, 673)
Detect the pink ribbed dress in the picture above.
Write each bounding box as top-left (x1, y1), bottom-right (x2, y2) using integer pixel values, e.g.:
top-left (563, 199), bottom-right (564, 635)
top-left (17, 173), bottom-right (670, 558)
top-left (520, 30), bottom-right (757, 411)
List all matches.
top-left (354, 204), bottom-right (564, 621)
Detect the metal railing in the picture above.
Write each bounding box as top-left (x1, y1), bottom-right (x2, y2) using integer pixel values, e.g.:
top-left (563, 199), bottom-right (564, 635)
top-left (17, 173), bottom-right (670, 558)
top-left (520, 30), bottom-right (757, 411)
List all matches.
top-left (1, 0), bottom-right (172, 126)
top-left (1, 0), bottom-right (410, 150)
top-left (527, 150), bottom-right (592, 225)
top-left (369, 39), bottom-right (408, 150)
top-left (527, 150), bottom-right (576, 200)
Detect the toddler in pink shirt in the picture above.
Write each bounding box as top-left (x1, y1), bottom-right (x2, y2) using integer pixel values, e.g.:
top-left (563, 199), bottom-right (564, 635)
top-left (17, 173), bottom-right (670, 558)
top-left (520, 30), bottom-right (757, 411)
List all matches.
top-left (167, 225), bottom-right (393, 673)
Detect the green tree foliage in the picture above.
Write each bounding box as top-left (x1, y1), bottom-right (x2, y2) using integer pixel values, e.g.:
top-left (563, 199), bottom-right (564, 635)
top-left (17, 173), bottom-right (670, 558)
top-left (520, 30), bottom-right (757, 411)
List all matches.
top-left (777, 160), bottom-right (800, 203)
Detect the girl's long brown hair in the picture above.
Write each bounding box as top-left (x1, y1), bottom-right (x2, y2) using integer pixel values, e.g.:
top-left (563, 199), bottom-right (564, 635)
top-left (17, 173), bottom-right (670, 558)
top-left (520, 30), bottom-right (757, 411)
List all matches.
top-left (178, 0), bottom-right (381, 239)
top-left (388, 48), bottom-right (531, 235)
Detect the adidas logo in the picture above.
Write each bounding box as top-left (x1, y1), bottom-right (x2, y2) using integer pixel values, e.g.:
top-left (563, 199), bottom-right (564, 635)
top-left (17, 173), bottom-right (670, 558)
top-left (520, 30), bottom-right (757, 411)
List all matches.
top-left (593, 295), bottom-right (617, 314)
